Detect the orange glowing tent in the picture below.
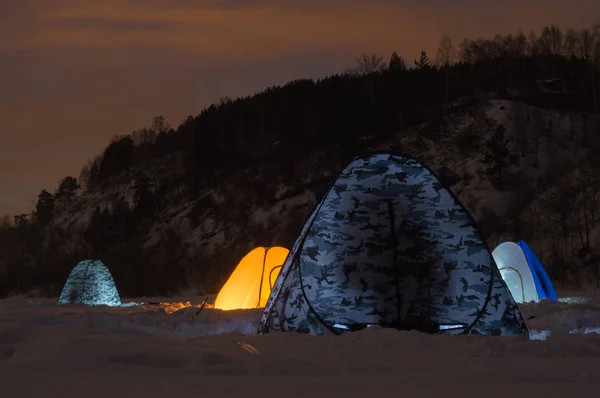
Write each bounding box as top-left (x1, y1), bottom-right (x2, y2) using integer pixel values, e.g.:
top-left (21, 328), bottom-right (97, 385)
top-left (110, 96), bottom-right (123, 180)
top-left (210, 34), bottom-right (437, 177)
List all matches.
top-left (214, 246), bottom-right (289, 310)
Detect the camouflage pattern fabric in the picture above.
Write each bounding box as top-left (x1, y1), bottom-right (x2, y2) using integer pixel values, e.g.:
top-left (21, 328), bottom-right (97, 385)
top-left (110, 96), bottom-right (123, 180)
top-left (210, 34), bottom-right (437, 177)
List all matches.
top-left (258, 152), bottom-right (528, 337)
top-left (58, 259), bottom-right (121, 306)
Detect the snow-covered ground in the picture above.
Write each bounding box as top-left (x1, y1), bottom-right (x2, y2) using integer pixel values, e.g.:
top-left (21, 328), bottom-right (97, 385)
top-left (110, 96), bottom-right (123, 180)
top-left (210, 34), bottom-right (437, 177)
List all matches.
top-left (1, 289), bottom-right (600, 397)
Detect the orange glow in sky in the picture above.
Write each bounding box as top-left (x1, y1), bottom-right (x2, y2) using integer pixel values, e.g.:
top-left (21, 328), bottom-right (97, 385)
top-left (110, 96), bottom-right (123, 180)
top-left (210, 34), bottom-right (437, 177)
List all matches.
top-left (0, 0), bottom-right (597, 214)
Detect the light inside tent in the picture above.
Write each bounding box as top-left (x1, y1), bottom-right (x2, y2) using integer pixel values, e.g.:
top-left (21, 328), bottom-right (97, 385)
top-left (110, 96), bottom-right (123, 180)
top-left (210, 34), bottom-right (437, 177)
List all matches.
top-left (214, 246), bottom-right (289, 310)
top-left (492, 242), bottom-right (538, 303)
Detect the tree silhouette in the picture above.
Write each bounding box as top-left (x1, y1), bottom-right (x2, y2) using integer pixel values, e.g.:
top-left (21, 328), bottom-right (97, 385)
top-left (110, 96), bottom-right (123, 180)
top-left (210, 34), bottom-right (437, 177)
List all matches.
top-left (436, 35), bottom-right (456, 104)
top-left (389, 51), bottom-right (407, 72)
top-left (97, 135), bottom-right (134, 183)
top-left (151, 115), bottom-right (171, 134)
top-left (34, 190), bottom-right (55, 226)
top-left (133, 172), bottom-right (156, 221)
top-left (346, 53), bottom-right (387, 75)
top-left (87, 162), bottom-right (100, 189)
top-left (564, 28), bottom-right (580, 59)
top-left (13, 214), bottom-right (30, 228)
top-left (414, 51), bottom-right (432, 70)
top-left (85, 205), bottom-right (107, 253)
top-left (111, 197), bottom-right (135, 241)
top-left (0, 215), bottom-right (11, 228)
top-left (510, 102), bottom-right (529, 157)
top-left (3, 23), bottom-right (600, 297)
top-left (56, 176), bottom-right (80, 203)
top-left (483, 124), bottom-right (512, 188)
top-left (537, 25), bottom-right (564, 56)
top-left (578, 27), bottom-right (599, 112)
top-left (436, 35), bottom-right (456, 67)
top-left (78, 162), bottom-right (92, 189)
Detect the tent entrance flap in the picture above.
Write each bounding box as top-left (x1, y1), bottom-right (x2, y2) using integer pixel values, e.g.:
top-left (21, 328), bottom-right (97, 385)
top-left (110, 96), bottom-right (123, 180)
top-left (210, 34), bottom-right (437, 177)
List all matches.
top-left (498, 266), bottom-right (526, 302)
top-left (492, 241), bottom-right (557, 303)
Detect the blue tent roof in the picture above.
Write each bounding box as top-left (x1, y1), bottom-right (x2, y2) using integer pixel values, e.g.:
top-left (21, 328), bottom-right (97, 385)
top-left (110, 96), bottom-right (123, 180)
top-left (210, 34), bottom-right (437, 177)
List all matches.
top-left (515, 241), bottom-right (558, 301)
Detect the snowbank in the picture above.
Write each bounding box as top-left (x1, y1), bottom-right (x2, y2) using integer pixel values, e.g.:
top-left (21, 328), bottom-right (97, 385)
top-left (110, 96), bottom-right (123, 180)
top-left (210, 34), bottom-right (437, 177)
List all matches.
top-left (2, 294), bottom-right (600, 397)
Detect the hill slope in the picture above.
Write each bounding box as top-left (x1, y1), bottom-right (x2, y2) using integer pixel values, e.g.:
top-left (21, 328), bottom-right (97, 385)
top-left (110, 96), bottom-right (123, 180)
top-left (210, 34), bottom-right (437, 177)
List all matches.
top-left (15, 99), bottom-right (599, 297)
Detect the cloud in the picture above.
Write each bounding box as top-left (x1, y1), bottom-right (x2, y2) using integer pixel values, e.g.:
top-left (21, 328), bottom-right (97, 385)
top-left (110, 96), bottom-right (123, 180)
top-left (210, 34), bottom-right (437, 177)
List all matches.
top-left (2, 0), bottom-right (599, 58)
top-left (45, 16), bottom-right (174, 31)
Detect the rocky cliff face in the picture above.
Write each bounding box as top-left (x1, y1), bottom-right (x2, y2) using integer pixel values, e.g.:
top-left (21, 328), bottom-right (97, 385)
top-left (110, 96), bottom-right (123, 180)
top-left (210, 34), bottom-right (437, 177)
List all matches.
top-left (38, 99), bottom-right (600, 295)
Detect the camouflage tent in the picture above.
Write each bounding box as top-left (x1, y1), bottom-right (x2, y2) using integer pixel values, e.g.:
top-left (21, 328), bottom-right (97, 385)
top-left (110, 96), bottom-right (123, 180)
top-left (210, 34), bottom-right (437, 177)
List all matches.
top-left (258, 152), bottom-right (528, 337)
top-left (58, 259), bottom-right (121, 306)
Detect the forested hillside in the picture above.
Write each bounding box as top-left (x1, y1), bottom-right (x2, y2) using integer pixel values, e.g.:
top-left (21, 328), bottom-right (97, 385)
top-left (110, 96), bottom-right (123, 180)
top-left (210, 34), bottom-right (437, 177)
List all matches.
top-left (2, 24), bottom-right (600, 298)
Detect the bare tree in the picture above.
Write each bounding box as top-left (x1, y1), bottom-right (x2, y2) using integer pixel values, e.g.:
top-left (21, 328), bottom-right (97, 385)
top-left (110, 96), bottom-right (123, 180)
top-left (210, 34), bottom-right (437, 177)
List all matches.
top-left (564, 28), bottom-right (580, 58)
top-left (151, 115), bottom-right (170, 135)
top-left (496, 32), bottom-right (527, 85)
top-left (0, 214), bottom-right (11, 228)
top-left (593, 25), bottom-right (600, 113)
top-left (458, 38), bottom-right (480, 92)
top-left (458, 38), bottom-right (477, 64)
top-left (578, 28), bottom-right (596, 60)
top-left (345, 53), bottom-right (387, 75)
top-left (578, 27), bottom-right (599, 112)
top-left (345, 53), bottom-right (386, 109)
top-left (436, 35), bottom-right (456, 105)
top-left (502, 31), bottom-right (528, 57)
top-left (462, 38), bottom-right (499, 62)
top-left (534, 25), bottom-right (564, 75)
top-left (131, 128), bottom-right (156, 146)
top-left (538, 25), bottom-right (564, 56)
top-left (78, 161), bottom-right (92, 190)
top-left (436, 35), bottom-right (456, 67)
top-left (130, 116), bottom-right (167, 146)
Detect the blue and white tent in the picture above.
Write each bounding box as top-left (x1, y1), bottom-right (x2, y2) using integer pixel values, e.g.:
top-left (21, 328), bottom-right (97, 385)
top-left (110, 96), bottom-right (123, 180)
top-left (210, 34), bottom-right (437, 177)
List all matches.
top-left (258, 152), bottom-right (528, 337)
top-left (492, 241), bottom-right (557, 303)
top-left (58, 259), bottom-right (121, 306)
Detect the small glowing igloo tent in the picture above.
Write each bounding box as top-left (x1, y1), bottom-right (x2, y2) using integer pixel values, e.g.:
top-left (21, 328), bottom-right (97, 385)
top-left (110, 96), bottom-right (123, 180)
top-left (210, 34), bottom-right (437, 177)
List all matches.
top-left (58, 259), bottom-right (121, 306)
top-left (492, 241), bottom-right (557, 303)
top-left (214, 246), bottom-right (289, 310)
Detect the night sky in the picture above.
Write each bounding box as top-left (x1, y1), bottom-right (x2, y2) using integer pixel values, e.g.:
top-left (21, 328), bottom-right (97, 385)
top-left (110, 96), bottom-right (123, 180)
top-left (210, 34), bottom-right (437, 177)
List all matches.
top-left (1, 0), bottom-right (597, 215)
